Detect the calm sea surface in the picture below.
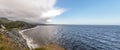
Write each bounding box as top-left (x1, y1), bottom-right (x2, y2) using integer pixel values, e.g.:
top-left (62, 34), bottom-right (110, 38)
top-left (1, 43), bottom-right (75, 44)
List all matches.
top-left (23, 25), bottom-right (120, 50)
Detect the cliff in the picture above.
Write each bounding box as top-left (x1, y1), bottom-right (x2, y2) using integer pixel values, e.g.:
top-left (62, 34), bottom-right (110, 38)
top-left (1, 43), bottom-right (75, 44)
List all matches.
top-left (0, 28), bottom-right (29, 50)
top-left (0, 18), bottom-right (36, 29)
top-left (0, 18), bottom-right (33, 50)
top-left (0, 18), bottom-right (65, 50)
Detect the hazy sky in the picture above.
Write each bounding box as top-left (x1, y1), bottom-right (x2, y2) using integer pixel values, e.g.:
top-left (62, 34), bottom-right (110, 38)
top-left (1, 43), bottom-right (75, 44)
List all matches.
top-left (52, 0), bottom-right (120, 25)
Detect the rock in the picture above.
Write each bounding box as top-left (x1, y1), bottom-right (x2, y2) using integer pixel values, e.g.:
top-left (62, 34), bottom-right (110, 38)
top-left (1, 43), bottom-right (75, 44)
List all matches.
top-left (6, 29), bottom-right (29, 49)
top-left (0, 28), bottom-right (29, 50)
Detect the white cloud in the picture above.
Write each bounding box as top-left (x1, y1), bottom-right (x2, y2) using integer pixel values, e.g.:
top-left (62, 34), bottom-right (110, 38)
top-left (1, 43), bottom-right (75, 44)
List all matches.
top-left (0, 0), bottom-right (64, 24)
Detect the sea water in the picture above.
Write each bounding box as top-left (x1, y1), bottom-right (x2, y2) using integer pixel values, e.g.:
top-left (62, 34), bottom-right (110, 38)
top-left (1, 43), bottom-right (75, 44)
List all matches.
top-left (21, 25), bottom-right (120, 50)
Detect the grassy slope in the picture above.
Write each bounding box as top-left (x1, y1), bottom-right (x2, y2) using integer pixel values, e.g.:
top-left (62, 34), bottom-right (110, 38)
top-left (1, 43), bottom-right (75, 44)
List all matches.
top-left (0, 32), bottom-right (29, 50)
top-left (0, 31), bottom-right (65, 50)
top-left (0, 18), bottom-right (65, 50)
top-left (0, 18), bottom-right (36, 30)
top-left (0, 18), bottom-right (32, 50)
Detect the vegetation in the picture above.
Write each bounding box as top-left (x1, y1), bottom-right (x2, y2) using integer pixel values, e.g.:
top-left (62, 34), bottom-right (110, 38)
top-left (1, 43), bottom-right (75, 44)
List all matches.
top-left (0, 18), bottom-right (32, 50)
top-left (33, 48), bottom-right (48, 50)
top-left (0, 32), bottom-right (65, 50)
top-left (0, 18), bottom-right (36, 30)
top-left (0, 32), bottom-right (29, 50)
top-left (0, 18), bottom-right (65, 50)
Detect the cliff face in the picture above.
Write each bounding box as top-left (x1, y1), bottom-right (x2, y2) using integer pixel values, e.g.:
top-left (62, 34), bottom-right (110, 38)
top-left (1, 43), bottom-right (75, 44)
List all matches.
top-left (0, 18), bottom-right (32, 50)
top-left (0, 29), bottom-right (29, 50)
top-left (0, 18), bottom-right (65, 50)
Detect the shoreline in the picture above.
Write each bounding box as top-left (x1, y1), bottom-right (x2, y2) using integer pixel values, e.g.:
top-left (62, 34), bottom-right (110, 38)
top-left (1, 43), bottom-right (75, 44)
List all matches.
top-left (19, 25), bottom-right (65, 50)
top-left (19, 26), bottom-right (40, 49)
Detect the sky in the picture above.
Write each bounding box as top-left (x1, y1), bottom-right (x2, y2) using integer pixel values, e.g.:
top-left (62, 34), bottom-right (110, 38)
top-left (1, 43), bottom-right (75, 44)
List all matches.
top-left (52, 0), bottom-right (120, 25)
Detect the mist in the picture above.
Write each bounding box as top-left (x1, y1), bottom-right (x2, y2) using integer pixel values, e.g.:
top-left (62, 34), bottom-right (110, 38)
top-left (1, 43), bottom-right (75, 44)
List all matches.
top-left (0, 0), bottom-right (64, 24)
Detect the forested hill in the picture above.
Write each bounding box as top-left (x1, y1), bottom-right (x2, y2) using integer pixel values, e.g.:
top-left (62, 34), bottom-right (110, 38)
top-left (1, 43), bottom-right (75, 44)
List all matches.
top-left (0, 18), bottom-right (30, 50)
top-left (0, 18), bottom-right (36, 29)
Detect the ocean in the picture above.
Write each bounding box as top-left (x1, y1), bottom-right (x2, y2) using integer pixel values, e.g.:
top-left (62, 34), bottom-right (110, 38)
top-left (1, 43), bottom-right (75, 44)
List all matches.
top-left (21, 25), bottom-right (120, 50)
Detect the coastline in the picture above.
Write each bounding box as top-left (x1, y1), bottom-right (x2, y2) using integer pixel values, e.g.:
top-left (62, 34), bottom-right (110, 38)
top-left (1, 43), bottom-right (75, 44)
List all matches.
top-left (19, 25), bottom-right (65, 50)
top-left (19, 26), bottom-right (40, 49)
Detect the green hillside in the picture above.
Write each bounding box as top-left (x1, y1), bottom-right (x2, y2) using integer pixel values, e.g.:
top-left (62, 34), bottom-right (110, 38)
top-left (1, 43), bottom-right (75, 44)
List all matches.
top-left (0, 31), bottom-right (29, 50)
top-left (0, 18), bottom-right (36, 30)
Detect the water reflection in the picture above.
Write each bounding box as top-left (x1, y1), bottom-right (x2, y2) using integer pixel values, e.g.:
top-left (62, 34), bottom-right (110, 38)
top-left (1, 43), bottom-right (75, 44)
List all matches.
top-left (22, 25), bottom-right (120, 50)
top-left (22, 25), bottom-right (61, 47)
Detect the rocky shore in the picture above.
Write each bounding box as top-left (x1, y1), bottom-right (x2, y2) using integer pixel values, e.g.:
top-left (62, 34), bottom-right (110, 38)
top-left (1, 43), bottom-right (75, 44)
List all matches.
top-left (0, 18), bottom-right (65, 50)
top-left (0, 28), bottom-right (29, 50)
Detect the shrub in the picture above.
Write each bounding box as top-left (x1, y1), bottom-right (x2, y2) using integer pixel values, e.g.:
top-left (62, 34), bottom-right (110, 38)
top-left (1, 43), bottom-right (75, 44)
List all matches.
top-left (34, 47), bottom-right (48, 50)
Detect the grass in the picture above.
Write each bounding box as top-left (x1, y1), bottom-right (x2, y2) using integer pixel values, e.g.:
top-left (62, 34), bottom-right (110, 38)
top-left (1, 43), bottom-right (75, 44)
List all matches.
top-left (0, 31), bottom-right (65, 50)
top-left (0, 32), bottom-right (29, 50)
top-left (0, 18), bottom-right (35, 30)
top-left (33, 48), bottom-right (48, 50)
top-left (0, 18), bottom-right (65, 50)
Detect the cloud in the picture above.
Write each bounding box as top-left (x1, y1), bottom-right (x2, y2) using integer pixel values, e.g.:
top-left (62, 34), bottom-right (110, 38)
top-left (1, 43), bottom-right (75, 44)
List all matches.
top-left (0, 0), bottom-right (64, 24)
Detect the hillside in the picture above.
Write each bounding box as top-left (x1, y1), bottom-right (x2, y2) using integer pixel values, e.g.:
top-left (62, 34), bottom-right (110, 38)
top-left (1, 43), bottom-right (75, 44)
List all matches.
top-left (0, 18), bottom-right (36, 29)
top-left (0, 18), bottom-right (65, 50)
top-left (0, 18), bottom-right (36, 50)
top-left (0, 31), bottom-right (29, 50)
